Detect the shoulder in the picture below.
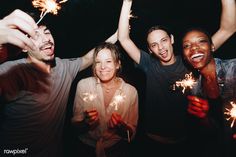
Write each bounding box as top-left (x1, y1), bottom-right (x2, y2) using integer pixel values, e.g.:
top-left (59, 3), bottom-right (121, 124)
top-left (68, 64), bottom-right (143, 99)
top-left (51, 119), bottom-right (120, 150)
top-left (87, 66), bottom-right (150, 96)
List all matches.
top-left (120, 78), bottom-right (137, 94)
top-left (78, 77), bottom-right (96, 87)
top-left (0, 59), bottom-right (26, 72)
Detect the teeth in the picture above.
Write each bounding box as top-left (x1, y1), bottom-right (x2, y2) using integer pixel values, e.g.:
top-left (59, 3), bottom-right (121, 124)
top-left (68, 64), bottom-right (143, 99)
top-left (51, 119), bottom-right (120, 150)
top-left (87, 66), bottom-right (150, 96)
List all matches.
top-left (191, 53), bottom-right (204, 59)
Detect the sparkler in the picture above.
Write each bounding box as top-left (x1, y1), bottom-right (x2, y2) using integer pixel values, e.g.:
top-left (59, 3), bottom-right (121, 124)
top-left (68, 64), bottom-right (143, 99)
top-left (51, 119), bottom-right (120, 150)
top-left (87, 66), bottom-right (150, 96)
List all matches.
top-left (82, 92), bottom-right (97, 109)
top-left (128, 10), bottom-right (138, 20)
top-left (32, 0), bottom-right (68, 24)
top-left (110, 93), bottom-right (126, 111)
top-left (225, 101), bottom-right (236, 128)
top-left (173, 72), bottom-right (197, 94)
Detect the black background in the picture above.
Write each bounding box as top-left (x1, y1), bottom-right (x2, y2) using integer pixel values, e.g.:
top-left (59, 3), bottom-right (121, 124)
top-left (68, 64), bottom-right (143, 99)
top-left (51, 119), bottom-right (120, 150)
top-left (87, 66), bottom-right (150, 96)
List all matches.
top-left (1, 0), bottom-right (236, 155)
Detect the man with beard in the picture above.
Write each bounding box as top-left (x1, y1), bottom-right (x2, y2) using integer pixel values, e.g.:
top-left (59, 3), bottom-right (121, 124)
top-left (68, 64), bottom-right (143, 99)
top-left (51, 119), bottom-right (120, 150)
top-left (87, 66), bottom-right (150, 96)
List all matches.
top-left (0, 23), bottom-right (117, 157)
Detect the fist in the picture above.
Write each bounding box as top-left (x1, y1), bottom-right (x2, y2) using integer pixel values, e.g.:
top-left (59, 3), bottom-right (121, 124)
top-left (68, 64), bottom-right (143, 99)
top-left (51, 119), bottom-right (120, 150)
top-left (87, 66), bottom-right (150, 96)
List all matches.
top-left (187, 95), bottom-right (209, 118)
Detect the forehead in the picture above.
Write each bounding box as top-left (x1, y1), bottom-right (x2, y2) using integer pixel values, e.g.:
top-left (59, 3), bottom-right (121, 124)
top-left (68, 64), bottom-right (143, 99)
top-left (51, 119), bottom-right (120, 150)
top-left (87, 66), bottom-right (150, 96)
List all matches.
top-left (147, 30), bottom-right (169, 42)
top-left (96, 48), bottom-right (112, 59)
top-left (36, 25), bottom-right (48, 31)
top-left (183, 30), bottom-right (208, 40)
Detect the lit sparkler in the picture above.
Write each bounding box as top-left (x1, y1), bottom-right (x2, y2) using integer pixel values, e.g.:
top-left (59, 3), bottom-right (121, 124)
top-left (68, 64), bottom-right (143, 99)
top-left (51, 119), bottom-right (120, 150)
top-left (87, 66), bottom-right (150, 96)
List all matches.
top-left (82, 92), bottom-right (97, 109)
top-left (110, 93), bottom-right (126, 111)
top-left (173, 72), bottom-right (197, 93)
top-left (128, 10), bottom-right (138, 19)
top-left (225, 101), bottom-right (236, 128)
top-left (32, 0), bottom-right (68, 24)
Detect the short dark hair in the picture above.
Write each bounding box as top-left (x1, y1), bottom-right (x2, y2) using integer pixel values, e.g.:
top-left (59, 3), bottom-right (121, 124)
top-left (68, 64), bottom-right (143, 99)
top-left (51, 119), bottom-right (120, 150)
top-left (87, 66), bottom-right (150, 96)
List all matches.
top-left (181, 27), bottom-right (213, 45)
top-left (146, 25), bottom-right (172, 39)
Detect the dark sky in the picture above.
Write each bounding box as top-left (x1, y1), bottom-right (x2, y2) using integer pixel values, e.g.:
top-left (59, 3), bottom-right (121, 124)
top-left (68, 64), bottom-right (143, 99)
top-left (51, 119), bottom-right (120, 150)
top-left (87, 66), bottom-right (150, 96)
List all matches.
top-left (1, 0), bottom-right (236, 60)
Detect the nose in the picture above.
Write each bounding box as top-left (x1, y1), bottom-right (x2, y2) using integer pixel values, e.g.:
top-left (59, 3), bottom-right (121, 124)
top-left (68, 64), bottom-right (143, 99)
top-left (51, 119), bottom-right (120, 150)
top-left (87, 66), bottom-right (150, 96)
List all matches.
top-left (101, 62), bottom-right (106, 69)
top-left (35, 30), bottom-right (49, 42)
top-left (190, 43), bottom-right (199, 51)
top-left (158, 43), bottom-right (164, 50)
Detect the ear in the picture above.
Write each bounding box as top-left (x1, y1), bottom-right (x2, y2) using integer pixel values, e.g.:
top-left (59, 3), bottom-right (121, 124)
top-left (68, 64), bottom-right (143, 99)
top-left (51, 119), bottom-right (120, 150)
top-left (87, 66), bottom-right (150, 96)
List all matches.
top-left (170, 34), bottom-right (174, 44)
top-left (147, 47), bottom-right (153, 54)
top-left (116, 60), bottom-right (121, 69)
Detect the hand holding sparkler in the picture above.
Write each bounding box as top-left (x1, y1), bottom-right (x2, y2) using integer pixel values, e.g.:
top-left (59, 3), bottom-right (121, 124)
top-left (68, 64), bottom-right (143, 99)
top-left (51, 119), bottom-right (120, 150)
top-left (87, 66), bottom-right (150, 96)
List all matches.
top-left (0, 9), bottom-right (37, 56)
top-left (84, 109), bottom-right (99, 130)
top-left (32, 0), bottom-right (68, 24)
top-left (173, 72), bottom-right (197, 94)
top-left (187, 95), bottom-right (209, 119)
top-left (108, 113), bottom-right (132, 142)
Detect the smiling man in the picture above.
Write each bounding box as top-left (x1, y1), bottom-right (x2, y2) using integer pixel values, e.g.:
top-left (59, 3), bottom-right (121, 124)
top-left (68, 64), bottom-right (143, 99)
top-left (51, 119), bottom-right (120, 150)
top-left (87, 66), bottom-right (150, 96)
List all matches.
top-left (0, 22), bottom-right (117, 156)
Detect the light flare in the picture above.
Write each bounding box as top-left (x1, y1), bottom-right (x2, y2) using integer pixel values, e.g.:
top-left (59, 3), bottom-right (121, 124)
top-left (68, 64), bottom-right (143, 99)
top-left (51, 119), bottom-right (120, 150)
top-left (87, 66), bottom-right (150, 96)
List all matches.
top-left (173, 72), bottom-right (197, 93)
top-left (128, 10), bottom-right (138, 19)
top-left (110, 93), bottom-right (126, 111)
top-left (32, 0), bottom-right (68, 24)
top-left (225, 101), bottom-right (236, 128)
top-left (82, 92), bottom-right (97, 108)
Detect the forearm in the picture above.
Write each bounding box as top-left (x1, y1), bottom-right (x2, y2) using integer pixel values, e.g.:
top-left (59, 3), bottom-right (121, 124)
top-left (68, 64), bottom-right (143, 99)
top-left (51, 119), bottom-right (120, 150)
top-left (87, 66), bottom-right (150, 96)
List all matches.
top-left (118, 0), bottom-right (133, 43)
top-left (212, 0), bottom-right (236, 50)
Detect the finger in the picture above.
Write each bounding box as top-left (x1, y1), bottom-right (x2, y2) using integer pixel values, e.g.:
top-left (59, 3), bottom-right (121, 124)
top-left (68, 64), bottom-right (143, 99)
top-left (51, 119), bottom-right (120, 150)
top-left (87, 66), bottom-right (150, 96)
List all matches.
top-left (4, 12), bottom-right (37, 40)
top-left (188, 104), bottom-right (202, 112)
top-left (5, 9), bottom-right (37, 29)
top-left (189, 101), bottom-right (209, 112)
top-left (188, 108), bottom-right (206, 118)
top-left (6, 29), bottom-right (36, 51)
top-left (187, 95), bottom-right (208, 104)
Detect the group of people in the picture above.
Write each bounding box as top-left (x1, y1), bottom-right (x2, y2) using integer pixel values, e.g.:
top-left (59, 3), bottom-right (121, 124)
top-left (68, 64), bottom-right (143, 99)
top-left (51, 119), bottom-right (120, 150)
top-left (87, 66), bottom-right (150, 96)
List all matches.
top-left (0, 0), bottom-right (236, 157)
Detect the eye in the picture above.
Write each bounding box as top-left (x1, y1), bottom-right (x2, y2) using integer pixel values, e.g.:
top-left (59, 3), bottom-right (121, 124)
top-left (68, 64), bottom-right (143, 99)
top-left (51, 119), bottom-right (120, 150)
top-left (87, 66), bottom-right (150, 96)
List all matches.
top-left (183, 43), bottom-right (191, 49)
top-left (198, 39), bottom-right (208, 44)
top-left (44, 30), bottom-right (51, 35)
top-left (150, 43), bottom-right (157, 48)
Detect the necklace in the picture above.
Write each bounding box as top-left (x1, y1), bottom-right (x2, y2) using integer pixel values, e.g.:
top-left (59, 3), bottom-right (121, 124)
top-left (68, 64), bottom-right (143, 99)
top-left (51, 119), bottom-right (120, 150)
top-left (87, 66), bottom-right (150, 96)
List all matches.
top-left (101, 79), bottom-right (119, 93)
top-left (102, 85), bottom-right (116, 93)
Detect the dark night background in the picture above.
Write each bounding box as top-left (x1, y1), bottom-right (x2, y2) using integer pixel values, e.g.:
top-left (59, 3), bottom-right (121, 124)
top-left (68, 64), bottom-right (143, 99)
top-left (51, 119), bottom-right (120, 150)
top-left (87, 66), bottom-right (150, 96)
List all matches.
top-left (1, 0), bottom-right (236, 156)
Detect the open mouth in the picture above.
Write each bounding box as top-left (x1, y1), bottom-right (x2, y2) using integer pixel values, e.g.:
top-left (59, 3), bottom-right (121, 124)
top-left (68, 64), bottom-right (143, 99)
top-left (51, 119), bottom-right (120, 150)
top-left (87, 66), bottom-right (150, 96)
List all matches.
top-left (190, 53), bottom-right (204, 62)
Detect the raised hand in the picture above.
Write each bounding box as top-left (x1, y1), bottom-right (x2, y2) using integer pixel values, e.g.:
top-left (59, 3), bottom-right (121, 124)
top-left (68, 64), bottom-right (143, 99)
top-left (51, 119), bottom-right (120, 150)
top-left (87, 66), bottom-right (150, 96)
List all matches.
top-left (0, 9), bottom-right (37, 52)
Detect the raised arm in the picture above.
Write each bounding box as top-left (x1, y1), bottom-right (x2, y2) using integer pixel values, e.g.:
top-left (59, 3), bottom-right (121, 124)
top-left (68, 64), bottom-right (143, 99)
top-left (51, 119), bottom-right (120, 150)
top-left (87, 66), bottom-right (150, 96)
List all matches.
top-left (212, 0), bottom-right (236, 50)
top-left (118, 0), bottom-right (141, 64)
top-left (80, 30), bottom-right (118, 71)
top-left (0, 9), bottom-right (37, 51)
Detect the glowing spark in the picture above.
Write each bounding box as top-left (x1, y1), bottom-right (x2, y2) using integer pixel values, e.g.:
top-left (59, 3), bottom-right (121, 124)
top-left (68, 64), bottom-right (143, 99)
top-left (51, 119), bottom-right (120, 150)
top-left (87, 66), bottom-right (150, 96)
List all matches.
top-left (128, 10), bottom-right (138, 20)
top-left (82, 92), bottom-right (97, 102)
top-left (173, 72), bottom-right (197, 93)
top-left (110, 93), bottom-right (126, 111)
top-left (82, 92), bottom-right (97, 109)
top-left (225, 101), bottom-right (236, 128)
top-left (32, 0), bottom-right (68, 24)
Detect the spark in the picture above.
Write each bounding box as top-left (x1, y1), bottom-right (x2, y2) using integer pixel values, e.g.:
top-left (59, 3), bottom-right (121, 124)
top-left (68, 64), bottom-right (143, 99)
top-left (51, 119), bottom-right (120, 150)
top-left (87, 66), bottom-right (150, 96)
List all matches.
top-left (173, 72), bottom-right (197, 93)
top-left (128, 10), bottom-right (138, 20)
top-left (82, 92), bottom-right (97, 102)
top-left (225, 101), bottom-right (236, 128)
top-left (32, 0), bottom-right (68, 24)
top-left (110, 93), bottom-right (126, 111)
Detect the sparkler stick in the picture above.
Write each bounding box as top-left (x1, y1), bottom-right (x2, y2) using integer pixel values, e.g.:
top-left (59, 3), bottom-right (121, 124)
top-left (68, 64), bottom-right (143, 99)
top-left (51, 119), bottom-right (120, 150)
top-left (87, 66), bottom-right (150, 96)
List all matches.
top-left (173, 72), bottom-right (197, 94)
top-left (32, 0), bottom-right (68, 24)
top-left (225, 101), bottom-right (236, 128)
top-left (127, 130), bottom-right (131, 143)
